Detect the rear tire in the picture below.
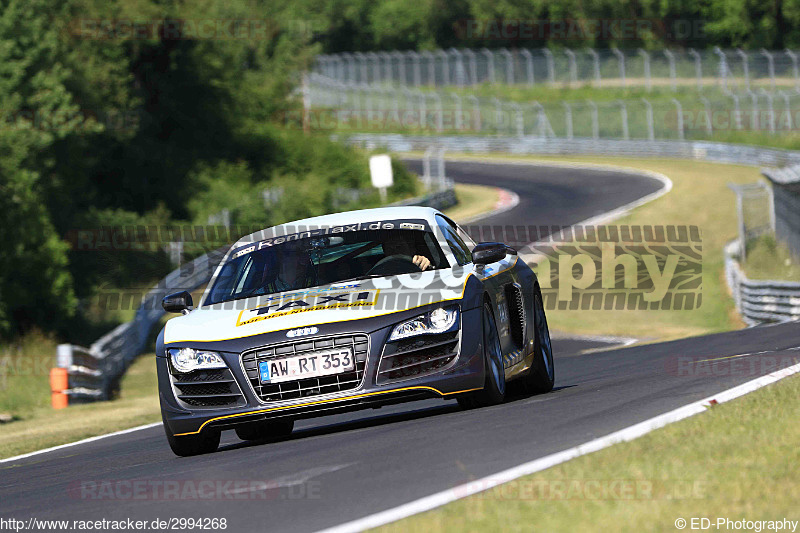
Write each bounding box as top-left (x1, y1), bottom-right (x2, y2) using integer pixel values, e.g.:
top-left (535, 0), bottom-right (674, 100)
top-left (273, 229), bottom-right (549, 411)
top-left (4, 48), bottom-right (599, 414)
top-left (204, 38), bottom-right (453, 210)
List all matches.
top-left (458, 301), bottom-right (506, 409)
top-left (522, 286), bottom-right (555, 394)
top-left (235, 419), bottom-right (294, 441)
top-left (163, 421), bottom-right (220, 457)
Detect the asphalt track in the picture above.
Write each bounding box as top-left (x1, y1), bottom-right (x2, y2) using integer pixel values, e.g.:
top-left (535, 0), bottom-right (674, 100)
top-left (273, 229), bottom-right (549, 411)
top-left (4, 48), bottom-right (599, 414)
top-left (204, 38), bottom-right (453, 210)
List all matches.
top-left (2, 160), bottom-right (799, 532)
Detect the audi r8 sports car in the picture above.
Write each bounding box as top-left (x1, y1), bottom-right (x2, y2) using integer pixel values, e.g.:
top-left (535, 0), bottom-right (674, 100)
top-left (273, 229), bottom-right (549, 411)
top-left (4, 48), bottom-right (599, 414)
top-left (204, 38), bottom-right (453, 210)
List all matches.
top-left (156, 207), bottom-right (554, 456)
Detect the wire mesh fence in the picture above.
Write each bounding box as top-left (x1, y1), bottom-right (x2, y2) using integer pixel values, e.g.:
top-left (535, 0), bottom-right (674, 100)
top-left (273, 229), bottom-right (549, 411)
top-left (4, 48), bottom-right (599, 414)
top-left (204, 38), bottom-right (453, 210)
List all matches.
top-left (314, 48), bottom-right (800, 92)
top-left (306, 72), bottom-right (800, 140)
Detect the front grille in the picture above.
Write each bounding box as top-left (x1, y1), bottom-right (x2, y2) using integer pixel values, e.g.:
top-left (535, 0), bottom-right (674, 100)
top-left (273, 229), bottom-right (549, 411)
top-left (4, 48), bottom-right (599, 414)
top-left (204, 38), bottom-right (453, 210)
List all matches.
top-left (170, 368), bottom-right (245, 408)
top-left (242, 334), bottom-right (368, 403)
top-left (506, 284), bottom-right (526, 348)
top-left (377, 329), bottom-right (460, 384)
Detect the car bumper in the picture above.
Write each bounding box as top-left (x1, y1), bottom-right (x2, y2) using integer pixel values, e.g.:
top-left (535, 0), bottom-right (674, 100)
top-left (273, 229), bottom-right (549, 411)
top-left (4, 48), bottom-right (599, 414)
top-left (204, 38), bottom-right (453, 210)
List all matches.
top-left (158, 306), bottom-right (485, 437)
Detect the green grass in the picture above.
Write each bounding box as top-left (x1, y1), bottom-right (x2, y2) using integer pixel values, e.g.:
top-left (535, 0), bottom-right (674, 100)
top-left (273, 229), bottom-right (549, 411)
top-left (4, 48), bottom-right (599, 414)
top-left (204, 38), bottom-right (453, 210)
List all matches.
top-left (443, 183), bottom-right (501, 222)
top-left (744, 235), bottom-right (800, 281)
top-left (0, 353), bottom-right (160, 459)
top-left (376, 372), bottom-right (800, 533)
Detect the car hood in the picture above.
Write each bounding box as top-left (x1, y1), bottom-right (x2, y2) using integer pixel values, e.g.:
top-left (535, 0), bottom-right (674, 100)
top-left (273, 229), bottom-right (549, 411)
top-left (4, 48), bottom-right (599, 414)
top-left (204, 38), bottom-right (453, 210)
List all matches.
top-left (163, 268), bottom-right (475, 345)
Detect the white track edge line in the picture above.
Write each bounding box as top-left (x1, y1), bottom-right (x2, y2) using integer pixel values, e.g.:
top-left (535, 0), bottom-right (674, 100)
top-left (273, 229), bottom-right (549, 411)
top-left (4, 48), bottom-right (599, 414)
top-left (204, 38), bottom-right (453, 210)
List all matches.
top-left (318, 360), bottom-right (800, 533)
top-left (0, 422), bottom-right (162, 465)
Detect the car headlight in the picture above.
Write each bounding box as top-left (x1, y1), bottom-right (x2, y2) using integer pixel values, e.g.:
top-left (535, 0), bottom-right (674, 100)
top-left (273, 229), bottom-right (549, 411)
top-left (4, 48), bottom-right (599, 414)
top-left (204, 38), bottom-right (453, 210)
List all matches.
top-left (388, 306), bottom-right (459, 341)
top-left (167, 348), bottom-right (227, 373)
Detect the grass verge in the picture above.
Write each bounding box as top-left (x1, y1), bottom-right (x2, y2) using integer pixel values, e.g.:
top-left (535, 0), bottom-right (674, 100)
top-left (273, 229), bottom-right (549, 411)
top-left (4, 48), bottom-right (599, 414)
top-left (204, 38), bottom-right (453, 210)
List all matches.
top-left (0, 354), bottom-right (160, 460)
top-left (744, 235), bottom-right (800, 282)
top-left (376, 372), bottom-right (800, 533)
top-left (443, 183), bottom-right (502, 222)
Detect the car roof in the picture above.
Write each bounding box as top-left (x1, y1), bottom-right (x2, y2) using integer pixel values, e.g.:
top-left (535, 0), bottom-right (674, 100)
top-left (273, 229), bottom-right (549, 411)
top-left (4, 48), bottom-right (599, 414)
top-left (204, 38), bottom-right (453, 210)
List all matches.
top-left (233, 206), bottom-right (444, 246)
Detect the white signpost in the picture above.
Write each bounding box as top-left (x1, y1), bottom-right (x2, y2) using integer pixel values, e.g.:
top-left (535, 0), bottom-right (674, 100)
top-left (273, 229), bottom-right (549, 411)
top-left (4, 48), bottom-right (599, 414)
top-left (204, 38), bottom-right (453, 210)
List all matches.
top-left (369, 154), bottom-right (393, 202)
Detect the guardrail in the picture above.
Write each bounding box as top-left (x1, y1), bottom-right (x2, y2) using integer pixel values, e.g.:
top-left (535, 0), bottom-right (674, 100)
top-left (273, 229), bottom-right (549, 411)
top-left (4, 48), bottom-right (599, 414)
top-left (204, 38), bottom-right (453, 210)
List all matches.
top-left (725, 241), bottom-right (800, 325)
top-left (51, 166), bottom-right (455, 407)
top-left (52, 249), bottom-right (226, 407)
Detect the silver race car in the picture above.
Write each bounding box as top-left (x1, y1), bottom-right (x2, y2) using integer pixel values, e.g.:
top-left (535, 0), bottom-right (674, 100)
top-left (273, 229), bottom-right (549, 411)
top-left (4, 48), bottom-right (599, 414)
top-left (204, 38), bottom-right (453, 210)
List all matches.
top-left (157, 207), bottom-right (554, 456)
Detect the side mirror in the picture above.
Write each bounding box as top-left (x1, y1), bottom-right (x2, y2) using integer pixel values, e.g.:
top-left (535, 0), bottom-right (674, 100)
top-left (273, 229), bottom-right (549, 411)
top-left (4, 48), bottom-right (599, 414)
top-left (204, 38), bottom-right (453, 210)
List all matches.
top-left (472, 242), bottom-right (509, 265)
top-left (162, 291), bottom-right (193, 314)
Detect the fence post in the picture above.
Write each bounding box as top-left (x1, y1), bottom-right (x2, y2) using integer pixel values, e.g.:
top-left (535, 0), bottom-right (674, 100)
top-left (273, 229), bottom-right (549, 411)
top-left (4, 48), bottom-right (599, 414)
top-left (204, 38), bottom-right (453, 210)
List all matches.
top-left (588, 100), bottom-right (599, 139)
top-left (672, 98), bottom-right (684, 140)
top-left (500, 48), bottom-right (514, 84)
top-left (416, 89), bottom-right (426, 128)
top-left (700, 96), bottom-right (713, 136)
top-left (520, 49), bottom-right (534, 85)
top-left (463, 49), bottom-right (478, 85)
top-left (436, 148), bottom-right (446, 189)
top-left (778, 90), bottom-right (793, 130)
top-left (422, 147), bottom-right (432, 186)
top-left (746, 90), bottom-right (759, 130)
top-left (379, 52), bottom-right (392, 85)
top-left (760, 49), bottom-right (776, 91)
top-left (422, 51), bottom-right (435, 86)
top-left (731, 93), bottom-right (743, 130)
top-left (565, 49), bottom-right (577, 87)
top-left (638, 49), bottom-right (651, 92)
top-left (342, 52), bottom-right (356, 85)
top-left (482, 48), bottom-right (495, 84)
top-left (437, 49), bottom-right (450, 86)
top-left (736, 49), bottom-right (750, 92)
top-left (354, 52), bottom-right (368, 85)
top-left (713, 47), bottom-right (728, 93)
top-left (391, 51), bottom-right (406, 87)
top-left (467, 95), bottom-right (481, 132)
top-left (759, 89), bottom-right (775, 133)
top-left (642, 98), bottom-right (655, 141)
top-left (785, 49), bottom-right (800, 92)
top-left (542, 48), bottom-right (555, 85)
top-left (431, 92), bottom-right (443, 132)
top-left (664, 49), bottom-right (677, 91)
top-left (451, 93), bottom-right (462, 130)
top-left (688, 48), bottom-right (702, 92)
top-left (510, 102), bottom-right (523, 137)
top-left (492, 97), bottom-right (503, 131)
top-left (611, 47), bottom-right (626, 88)
top-left (587, 48), bottom-right (601, 87)
top-left (367, 52), bottom-right (380, 85)
top-left (450, 48), bottom-right (466, 87)
top-left (563, 102), bottom-right (573, 140)
top-left (618, 100), bottom-right (629, 140)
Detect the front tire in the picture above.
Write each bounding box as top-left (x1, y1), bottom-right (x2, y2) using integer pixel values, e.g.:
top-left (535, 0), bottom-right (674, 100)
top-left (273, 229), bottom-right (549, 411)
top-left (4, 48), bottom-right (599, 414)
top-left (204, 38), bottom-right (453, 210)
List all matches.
top-left (458, 300), bottom-right (506, 409)
top-left (522, 285), bottom-right (555, 394)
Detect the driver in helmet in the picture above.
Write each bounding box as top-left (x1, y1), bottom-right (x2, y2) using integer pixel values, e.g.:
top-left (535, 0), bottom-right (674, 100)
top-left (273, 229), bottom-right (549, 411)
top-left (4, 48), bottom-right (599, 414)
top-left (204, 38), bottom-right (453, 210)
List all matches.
top-left (273, 247), bottom-right (315, 292)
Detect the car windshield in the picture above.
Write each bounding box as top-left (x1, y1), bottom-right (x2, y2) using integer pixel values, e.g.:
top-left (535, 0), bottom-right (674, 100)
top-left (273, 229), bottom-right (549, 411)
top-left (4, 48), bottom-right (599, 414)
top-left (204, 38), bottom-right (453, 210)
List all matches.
top-left (204, 228), bottom-right (448, 305)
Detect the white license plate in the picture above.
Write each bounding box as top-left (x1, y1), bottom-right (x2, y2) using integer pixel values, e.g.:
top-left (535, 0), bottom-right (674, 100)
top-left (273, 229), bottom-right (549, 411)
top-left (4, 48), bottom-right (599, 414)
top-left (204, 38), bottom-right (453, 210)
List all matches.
top-left (258, 348), bottom-right (354, 384)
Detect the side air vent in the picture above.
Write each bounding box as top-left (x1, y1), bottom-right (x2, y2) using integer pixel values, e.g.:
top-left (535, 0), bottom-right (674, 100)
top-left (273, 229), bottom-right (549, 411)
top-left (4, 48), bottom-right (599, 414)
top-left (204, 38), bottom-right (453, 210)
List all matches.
top-left (505, 284), bottom-right (526, 348)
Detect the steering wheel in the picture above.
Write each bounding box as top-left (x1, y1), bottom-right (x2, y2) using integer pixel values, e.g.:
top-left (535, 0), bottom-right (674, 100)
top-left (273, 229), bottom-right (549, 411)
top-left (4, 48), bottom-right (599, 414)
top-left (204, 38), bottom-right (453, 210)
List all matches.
top-left (366, 255), bottom-right (423, 276)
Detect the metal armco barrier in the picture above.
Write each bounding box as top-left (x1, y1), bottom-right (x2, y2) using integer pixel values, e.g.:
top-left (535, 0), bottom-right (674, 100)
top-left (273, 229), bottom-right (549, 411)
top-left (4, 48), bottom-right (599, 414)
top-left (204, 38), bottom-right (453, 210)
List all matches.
top-left (52, 249), bottom-right (226, 408)
top-left (52, 176), bottom-right (456, 407)
top-left (725, 241), bottom-right (800, 325)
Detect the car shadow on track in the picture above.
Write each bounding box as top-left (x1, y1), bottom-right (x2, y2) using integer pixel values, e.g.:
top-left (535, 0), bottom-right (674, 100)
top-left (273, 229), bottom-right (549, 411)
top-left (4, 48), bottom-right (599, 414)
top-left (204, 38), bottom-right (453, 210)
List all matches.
top-left (217, 385), bottom-right (577, 454)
